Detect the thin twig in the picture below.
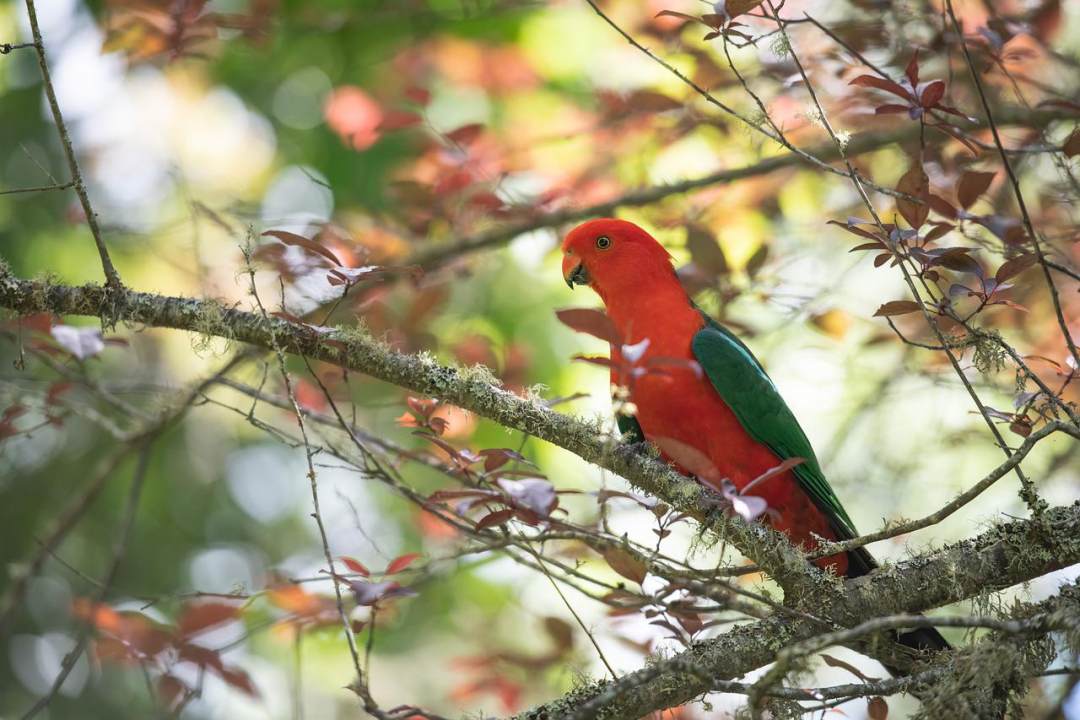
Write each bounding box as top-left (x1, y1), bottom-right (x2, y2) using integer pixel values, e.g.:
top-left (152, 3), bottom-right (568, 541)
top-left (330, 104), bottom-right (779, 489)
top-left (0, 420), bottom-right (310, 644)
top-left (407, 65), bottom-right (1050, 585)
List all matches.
top-left (22, 0), bottom-right (122, 291)
top-left (0, 181), bottom-right (74, 196)
top-left (943, 0), bottom-right (1080, 371)
top-left (242, 252), bottom-right (371, 711)
top-left (813, 420), bottom-right (1079, 557)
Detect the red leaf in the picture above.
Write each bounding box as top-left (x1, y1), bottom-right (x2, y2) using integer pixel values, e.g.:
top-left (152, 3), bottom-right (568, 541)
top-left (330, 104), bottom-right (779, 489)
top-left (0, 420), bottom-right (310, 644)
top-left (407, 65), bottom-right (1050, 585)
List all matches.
top-left (956, 171), bottom-right (996, 209)
top-left (385, 552), bottom-right (421, 574)
top-left (875, 104), bottom-right (912, 115)
top-left (476, 508), bottom-right (515, 529)
top-left (1064, 128), bottom-right (1080, 158)
top-left (479, 448), bottom-right (528, 473)
top-left (445, 123), bottom-right (484, 145)
top-left (625, 90), bottom-right (683, 113)
top-left (1010, 419), bottom-right (1032, 437)
top-left (435, 169), bottom-right (475, 196)
top-left (896, 165), bottom-right (930, 229)
top-left (850, 75), bottom-right (914, 102)
top-left (742, 457), bottom-right (806, 495)
top-left (219, 666), bottom-right (258, 697)
top-left (920, 80), bottom-right (945, 108)
top-left (380, 110), bottom-right (423, 130)
top-left (868, 695), bottom-right (889, 719)
top-left (340, 556), bottom-right (371, 577)
top-left (267, 584), bottom-right (330, 617)
top-left (651, 437), bottom-right (722, 483)
top-left (717, 0), bottom-right (765, 20)
top-left (177, 602), bottom-right (239, 638)
top-left (45, 381), bottom-right (74, 406)
top-left (923, 222), bottom-right (955, 243)
top-left (0, 404), bottom-right (27, 438)
top-left (654, 10), bottom-right (700, 24)
top-left (821, 653), bottom-right (877, 682)
top-left (602, 547), bottom-right (647, 584)
top-left (686, 225), bottom-right (728, 275)
top-left (179, 643), bottom-right (226, 672)
top-left (261, 230), bottom-right (342, 266)
top-left (544, 616), bottom-right (574, 651)
top-left (873, 300), bottom-right (921, 317)
top-left (905, 50), bottom-right (920, 87)
top-left (940, 258), bottom-right (980, 280)
top-left (928, 194), bottom-right (958, 219)
top-left (849, 242), bottom-right (886, 252)
top-left (827, 219), bottom-right (881, 241)
top-left (555, 308), bottom-right (623, 345)
top-left (995, 254), bottom-right (1037, 283)
top-left (417, 431), bottom-right (465, 461)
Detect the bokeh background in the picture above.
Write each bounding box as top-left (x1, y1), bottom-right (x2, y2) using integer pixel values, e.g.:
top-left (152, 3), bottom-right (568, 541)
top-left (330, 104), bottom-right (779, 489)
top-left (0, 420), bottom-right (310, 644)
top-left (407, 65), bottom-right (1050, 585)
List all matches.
top-left (1, 0), bottom-right (1078, 718)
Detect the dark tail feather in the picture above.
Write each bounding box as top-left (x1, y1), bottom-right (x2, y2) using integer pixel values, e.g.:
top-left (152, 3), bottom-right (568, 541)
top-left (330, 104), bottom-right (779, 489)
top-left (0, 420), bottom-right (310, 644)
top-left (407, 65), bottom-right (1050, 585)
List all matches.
top-left (842, 546), bottom-right (952, 674)
top-left (844, 545), bottom-right (879, 579)
top-left (895, 626), bottom-right (951, 654)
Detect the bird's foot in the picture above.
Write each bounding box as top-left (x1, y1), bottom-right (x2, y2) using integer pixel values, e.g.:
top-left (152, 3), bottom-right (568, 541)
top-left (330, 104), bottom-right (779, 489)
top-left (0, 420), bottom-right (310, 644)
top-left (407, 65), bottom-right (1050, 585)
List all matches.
top-left (616, 439), bottom-right (654, 459)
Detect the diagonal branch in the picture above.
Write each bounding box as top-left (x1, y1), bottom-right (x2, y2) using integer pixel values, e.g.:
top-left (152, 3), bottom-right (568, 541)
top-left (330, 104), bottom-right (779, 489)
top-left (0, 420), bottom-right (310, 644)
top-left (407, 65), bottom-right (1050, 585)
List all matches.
top-left (22, 0), bottom-right (121, 292)
top-left (3, 272), bottom-right (1077, 715)
top-left (943, 0), bottom-right (1080, 371)
top-left (517, 503), bottom-right (1080, 720)
top-left (0, 271), bottom-right (815, 588)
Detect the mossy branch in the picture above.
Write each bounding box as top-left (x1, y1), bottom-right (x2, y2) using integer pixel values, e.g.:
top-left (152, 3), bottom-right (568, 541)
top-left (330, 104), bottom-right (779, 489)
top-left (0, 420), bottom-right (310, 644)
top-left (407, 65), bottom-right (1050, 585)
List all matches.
top-left (517, 504), bottom-right (1080, 720)
top-left (3, 273), bottom-right (1078, 719)
top-left (0, 272), bottom-right (807, 585)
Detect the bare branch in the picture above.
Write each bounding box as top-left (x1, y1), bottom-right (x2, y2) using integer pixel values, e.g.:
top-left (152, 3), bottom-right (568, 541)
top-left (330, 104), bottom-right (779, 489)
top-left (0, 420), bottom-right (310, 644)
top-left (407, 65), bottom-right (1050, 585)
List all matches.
top-left (21, 0), bottom-right (122, 291)
top-left (944, 0), bottom-right (1080, 371)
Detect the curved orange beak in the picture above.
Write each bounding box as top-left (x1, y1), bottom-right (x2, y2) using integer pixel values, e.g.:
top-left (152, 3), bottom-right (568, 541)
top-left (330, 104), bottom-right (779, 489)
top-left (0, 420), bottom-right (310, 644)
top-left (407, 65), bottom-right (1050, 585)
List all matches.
top-left (561, 253), bottom-right (589, 289)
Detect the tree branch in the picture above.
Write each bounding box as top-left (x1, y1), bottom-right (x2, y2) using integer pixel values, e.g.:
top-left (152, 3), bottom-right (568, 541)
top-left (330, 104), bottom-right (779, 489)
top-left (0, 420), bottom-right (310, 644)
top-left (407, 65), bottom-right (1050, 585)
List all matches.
top-left (408, 114), bottom-right (1073, 272)
top-left (0, 271), bottom-right (814, 588)
top-left (517, 503), bottom-right (1080, 720)
top-left (22, 0), bottom-right (121, 292)
top-left (4, 271), bottom-right (1078, 719)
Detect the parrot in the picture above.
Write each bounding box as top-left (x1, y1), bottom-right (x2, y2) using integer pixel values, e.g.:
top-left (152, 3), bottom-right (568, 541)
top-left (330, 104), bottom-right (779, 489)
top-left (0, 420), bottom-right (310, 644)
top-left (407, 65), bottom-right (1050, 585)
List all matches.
top-left (561, 217), bottom-right (949, 660)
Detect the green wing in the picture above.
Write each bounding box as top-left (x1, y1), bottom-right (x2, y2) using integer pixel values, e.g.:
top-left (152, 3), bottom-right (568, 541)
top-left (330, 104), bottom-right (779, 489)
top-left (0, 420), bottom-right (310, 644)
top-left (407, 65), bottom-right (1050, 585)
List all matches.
top-left (616, 413), bottom-right (645, 443)
top-left (690, 313), bottom-right (859, 539)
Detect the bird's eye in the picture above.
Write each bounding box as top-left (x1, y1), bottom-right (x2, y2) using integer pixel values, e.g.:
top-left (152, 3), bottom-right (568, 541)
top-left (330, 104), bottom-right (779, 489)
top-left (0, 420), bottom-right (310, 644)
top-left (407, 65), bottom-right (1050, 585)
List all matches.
top-left (595, 235), bottom-right (612, 250)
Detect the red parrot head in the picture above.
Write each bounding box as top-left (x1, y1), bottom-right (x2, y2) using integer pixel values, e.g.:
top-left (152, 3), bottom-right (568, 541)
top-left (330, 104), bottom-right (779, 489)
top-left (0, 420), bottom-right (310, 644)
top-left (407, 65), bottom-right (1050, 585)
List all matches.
top-left (561, 219), bottom-right (675, 301)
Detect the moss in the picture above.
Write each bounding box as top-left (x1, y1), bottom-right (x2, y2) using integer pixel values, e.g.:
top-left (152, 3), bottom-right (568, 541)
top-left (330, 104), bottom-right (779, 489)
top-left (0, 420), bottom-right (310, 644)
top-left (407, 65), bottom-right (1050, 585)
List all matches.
top-left (458, 361), bottom-right (501, 388)
top-left (972, 329), bottom-right (1007, 374)
top-left (914, 633), bottom-right (1054, 719)
top-left (29, 271), bottom-right (59, 311)
top-left (190, 299), bottom-right (231, 354)
top-left (769, 33), bottom-right (791, 58)
top-left (4, 273), bottom-right (1079, 720)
